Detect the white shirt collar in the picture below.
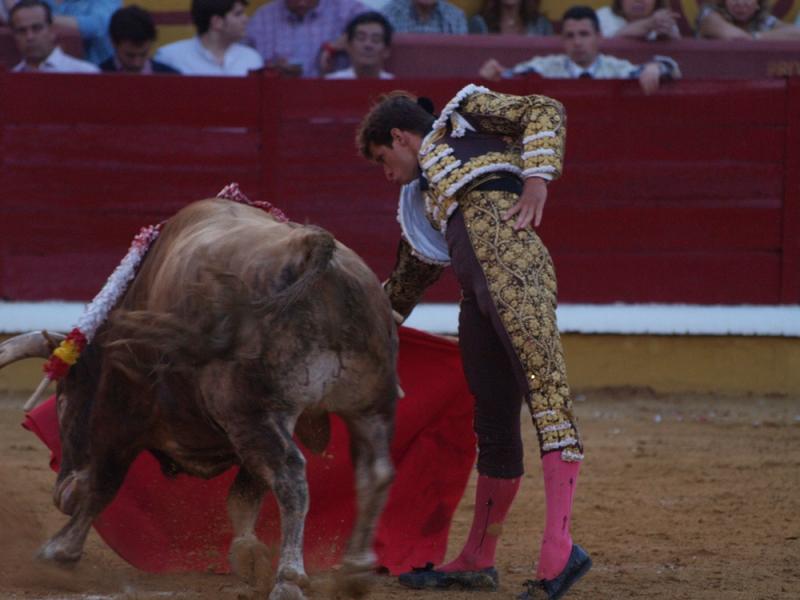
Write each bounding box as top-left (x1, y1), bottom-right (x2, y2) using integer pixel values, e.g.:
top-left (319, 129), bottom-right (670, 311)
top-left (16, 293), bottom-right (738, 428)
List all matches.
top-left (565, 55), bottom-right (602, 78)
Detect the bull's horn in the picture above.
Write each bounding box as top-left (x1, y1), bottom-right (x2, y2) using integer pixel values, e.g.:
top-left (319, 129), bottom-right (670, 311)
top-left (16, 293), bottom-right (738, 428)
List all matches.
top-left (0, 331), bottom-right (65, 367)
top-left (23, 377), bottom-right (52, 412)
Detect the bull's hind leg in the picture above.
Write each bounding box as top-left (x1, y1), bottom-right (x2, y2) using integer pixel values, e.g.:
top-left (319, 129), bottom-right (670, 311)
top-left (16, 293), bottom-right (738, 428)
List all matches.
top-left (336, 413), bottom-right (394, 596)
top-left (227, 468), bottom-right (273, 593)
top-left (229, 417), bottom-right (310, 600)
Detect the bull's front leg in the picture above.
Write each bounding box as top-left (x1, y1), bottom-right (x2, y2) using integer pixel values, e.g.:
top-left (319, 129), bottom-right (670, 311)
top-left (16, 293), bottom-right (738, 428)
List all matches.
top-left (39, 452), bottom-right (134, 564)
top-left (227, 468), bottom-right (272, 593)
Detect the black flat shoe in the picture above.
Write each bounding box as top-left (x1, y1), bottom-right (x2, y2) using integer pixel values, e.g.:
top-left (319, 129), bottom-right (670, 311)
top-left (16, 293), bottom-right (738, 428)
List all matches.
top-left (517, 544), bottom-right (592, 599)
top-left (398, 562), bottom-right (499, 590)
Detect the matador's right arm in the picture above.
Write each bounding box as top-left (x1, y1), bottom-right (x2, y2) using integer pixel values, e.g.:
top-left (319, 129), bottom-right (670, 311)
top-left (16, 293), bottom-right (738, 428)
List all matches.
top-left (383, 239), bottom-right (444, 322)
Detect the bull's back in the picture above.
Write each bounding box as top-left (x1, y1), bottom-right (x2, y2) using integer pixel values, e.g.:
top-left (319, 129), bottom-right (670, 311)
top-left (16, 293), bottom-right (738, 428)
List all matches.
top-left (124, 199), bottom-right (313, 313)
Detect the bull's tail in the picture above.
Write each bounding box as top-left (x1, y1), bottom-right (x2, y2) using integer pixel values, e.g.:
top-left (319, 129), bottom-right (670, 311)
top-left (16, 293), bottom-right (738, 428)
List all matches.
top-left (254, 226), bottom-right (336, 321)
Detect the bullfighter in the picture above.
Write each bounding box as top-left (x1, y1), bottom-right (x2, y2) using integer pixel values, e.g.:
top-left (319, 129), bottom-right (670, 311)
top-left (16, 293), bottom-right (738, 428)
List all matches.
top-left (356, 84), bottom-right (591, 599)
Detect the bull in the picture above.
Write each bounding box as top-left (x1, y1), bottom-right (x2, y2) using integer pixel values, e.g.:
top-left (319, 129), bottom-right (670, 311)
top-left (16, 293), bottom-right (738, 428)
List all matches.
top-left (0, 198), bottom-right (399, 600)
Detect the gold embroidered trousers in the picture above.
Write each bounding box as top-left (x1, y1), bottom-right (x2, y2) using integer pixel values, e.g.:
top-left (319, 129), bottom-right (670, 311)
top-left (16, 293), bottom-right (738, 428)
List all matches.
top-left (454, 188), bottom-right (583, 463)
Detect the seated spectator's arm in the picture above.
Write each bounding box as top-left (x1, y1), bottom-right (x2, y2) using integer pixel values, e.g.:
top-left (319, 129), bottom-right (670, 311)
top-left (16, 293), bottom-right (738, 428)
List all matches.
top-left (626, 55), bottom-right (679, 94)
top-left (611, 14), bottom-right (658, 38)
top-left (612, 9), bottom-right (680, 39)
top-left (318, 33), bottom-right (348, 75)
top-left (637, 62), bottom-right (661, 94)
top-left (478, 58), bottom-right (508, 81)
top-left (757, 22), bottom-right (800, 40)
top-left (697, 10), bottom-right (750, 39)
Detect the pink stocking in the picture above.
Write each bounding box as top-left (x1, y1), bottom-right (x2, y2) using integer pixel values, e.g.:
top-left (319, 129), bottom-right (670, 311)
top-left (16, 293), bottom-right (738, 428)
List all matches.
top-left (439, 475), bottom-right (521, 572)
top-left (536, 451), bottom-right (580, 580)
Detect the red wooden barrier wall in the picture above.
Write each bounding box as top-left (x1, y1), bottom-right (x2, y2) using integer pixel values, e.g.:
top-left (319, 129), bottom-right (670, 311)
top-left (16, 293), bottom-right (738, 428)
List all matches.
top-left (0, 72), bottom-right (797, 305)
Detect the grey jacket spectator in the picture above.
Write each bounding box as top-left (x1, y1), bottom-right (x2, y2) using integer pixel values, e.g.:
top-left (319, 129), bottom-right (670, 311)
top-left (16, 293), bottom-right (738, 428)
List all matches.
top-left (479, 5), bottom-right (679, 95)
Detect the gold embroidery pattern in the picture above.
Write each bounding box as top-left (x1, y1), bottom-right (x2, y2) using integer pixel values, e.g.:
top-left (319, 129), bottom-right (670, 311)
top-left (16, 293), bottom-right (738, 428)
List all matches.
top-left (460, 189), bottom-right (582, 461)
top-left (383, 239), bottom-right (444, 320)
top-left (459, 92), bottom-right (566, 178)
top-left (423, 150), bottom-right (522, 232)
top-left (419, 90), bottom-right (566, 234)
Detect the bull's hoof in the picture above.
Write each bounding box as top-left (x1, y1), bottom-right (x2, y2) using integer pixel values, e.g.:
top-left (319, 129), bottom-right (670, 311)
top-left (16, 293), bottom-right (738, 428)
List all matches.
top-left (331, 561), bottom-right (375, 599)
top-left (36, 542), bottom-right (82, 566)
top-left (229, 536), bottom-right (273, 592)
top-left (268, 581), bottom-right (306, 600)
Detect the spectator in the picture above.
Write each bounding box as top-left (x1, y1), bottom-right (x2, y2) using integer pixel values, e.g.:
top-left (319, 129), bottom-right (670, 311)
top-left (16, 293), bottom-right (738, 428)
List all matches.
top-left (383, 0), bottom-right (468, 34)
top-left (479, 5), bottom-right (680, 94)
top-left (246, 0), bottom-right (367, 78)
top-left (596, 0), bottom-right (680, 40)
top-left (100, 6), bottom-right (178, 74)
top-left (9, 0), bottom-right (98, 72)
top-left (697, 0), bottom-right (800, 39)
top-left (469, 0), bottom-right (553, 36)
top-left (326, 11), bottom-right (394, 79)
top-left (155, 0), bottom-right (263, 76)
top-left (42, 0), bottom-right (120, 65)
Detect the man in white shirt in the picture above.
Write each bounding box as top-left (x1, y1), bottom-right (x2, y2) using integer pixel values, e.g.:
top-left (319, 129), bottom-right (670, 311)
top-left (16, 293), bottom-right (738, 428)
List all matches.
top-left (155, 0), bottom-right (263, 76)
top-left (9, 0), bottom-right (99, 73)
top-left (326, 11), bottom-right (394, 79)
top-left (479, 5), bottom-right (679, 95)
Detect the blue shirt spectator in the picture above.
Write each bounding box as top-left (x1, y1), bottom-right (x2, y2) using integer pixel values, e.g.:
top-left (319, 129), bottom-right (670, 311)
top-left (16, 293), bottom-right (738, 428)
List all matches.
top-left (43, 0), bottom-right (119, 65)
top-left (383, 0), bottom-right (467, 34)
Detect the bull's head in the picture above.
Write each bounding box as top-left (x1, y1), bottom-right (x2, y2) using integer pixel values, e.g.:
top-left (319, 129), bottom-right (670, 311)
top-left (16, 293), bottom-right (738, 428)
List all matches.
top-left (0, 331), bottom-right (96, 515)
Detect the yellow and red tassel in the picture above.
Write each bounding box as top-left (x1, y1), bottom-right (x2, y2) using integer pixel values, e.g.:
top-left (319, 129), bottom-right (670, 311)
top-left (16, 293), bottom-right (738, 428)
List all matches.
top-left (43, 328), bottom-right (87, 380)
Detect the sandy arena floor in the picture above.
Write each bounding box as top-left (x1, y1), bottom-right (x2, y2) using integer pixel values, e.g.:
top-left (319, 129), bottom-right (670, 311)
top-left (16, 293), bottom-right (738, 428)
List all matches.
top-left (1, 388), bottom-right (798, 600)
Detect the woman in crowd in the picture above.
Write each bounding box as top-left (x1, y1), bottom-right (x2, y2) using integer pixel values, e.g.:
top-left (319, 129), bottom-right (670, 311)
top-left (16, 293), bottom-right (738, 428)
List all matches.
top-left (697, 0), bottom-right (800, 39)
top-left (469, 0), bottom-right (553, 35)
top-left (596, 0), bottom-right (681, 40)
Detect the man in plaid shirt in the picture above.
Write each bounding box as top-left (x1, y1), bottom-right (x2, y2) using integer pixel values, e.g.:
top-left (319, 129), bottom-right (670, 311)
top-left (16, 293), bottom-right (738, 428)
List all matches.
top-left (246, 0), bottom-right (368, 77)
top-left (383, 0), bottom-right (467, 34)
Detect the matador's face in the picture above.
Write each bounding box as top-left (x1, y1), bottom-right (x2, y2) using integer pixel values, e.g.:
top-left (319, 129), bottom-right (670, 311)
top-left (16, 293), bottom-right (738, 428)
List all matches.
top-left (369, 130), bottom-right (422, 186)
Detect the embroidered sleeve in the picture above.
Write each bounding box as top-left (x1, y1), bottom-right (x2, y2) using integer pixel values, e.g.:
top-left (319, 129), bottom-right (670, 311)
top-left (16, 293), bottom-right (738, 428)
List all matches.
top-left (460, 91), bottom-right (566, 181)
top-left (383, 239), bottom-right (444, 321)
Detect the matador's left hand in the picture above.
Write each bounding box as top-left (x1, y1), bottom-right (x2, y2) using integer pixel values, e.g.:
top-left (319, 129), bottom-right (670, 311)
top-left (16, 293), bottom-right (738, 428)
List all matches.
top-left (502, 177), bottom-right (548, 229)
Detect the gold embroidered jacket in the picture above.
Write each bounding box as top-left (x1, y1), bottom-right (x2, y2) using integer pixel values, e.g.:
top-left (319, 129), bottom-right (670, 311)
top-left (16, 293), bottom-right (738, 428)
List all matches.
top-left (418, 84), bottom-right (566, 232)
top-left (385, 84), bottom-right (567, 318)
